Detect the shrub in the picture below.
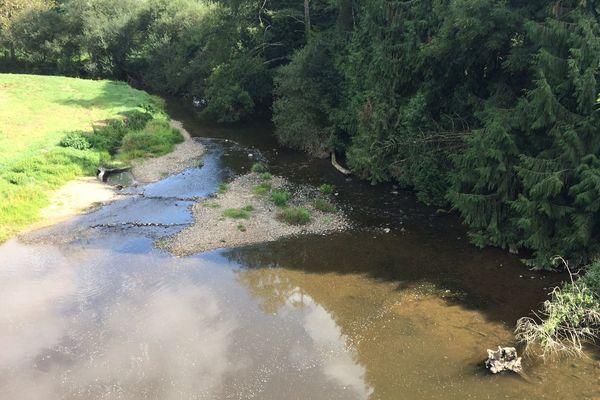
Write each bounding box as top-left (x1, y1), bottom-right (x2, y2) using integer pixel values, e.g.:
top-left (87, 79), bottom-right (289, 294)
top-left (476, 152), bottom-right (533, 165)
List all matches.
top-left (59, 132), bottom-right (91, 150)
top-left (516, 259), bottom-right (600, 357)
top-left (88, 120), bottom-right (128, 154)
top-left (251, 163), bottom-right (267, 173)
top-left (319, 183), bottom-right (335, 195)
top-left (270, 190), bottom-right (290, 207)
top-left (253, 182), bottom-right (272, 195)
top-left (313, 198), bottom-right (336, 213)
top-left (279, 207), bottom-right (311, 225)
top-left (261, 172), bottom-right (273, 181)
top-left (123, 110), bottom-right (153, 131)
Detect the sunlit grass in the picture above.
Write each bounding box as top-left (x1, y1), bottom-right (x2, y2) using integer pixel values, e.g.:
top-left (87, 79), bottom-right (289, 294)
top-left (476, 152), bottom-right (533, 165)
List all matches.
top-left (0, 74), bottom-right (163, 241)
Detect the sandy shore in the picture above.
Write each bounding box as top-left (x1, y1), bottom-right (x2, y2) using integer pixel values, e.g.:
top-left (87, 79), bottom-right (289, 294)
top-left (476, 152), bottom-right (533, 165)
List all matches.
top-left (159, 172), bottom-right (349, 256)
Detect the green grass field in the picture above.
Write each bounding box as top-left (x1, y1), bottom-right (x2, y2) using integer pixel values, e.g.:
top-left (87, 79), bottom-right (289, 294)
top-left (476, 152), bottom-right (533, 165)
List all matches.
top-left (0, 74), bottom-right (180, 242)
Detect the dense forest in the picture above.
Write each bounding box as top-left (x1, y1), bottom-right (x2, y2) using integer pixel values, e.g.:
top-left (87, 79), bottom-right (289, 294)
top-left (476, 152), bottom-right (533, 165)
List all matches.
top-left (1, 0), bottom-right (600, 352)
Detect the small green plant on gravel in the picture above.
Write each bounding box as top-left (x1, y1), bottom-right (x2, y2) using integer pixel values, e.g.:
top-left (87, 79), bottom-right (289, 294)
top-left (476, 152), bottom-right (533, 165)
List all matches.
top-left (319, 183), bottom-right (335, 195)
top-left (260, 172), bottom-right (273, 181)
top-left (237, 224), bottom-right (247, 232)
top-left (312, 198), bottom-right (336, 213)
top-left (203, 201), bottom-right (221, 208)
top-left (270, 190), bottom-right (291, 207)
top-left (253, 182), bottom-right (272, 195)
top-left (279, 207), bottom-right (311, 225)
top-left (217, 183), bottom-right (229, 194)
top-left (251, 163), bottom-right (267, 173)
top-left (223, 205), bottom-right (254, 219)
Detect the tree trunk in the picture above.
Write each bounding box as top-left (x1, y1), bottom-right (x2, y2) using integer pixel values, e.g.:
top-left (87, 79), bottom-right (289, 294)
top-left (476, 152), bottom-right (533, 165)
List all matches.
top-left (304, 0), bottom-right (310, 38)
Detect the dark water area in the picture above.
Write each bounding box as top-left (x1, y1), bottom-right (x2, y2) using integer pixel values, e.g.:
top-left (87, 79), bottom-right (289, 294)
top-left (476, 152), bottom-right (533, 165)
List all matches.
top-left (0, 99), bottom-right (598, 399)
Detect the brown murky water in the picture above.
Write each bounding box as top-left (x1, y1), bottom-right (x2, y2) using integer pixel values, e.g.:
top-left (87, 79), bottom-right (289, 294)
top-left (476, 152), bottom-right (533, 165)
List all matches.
top-left (0, 100), bottom-right (598, 399)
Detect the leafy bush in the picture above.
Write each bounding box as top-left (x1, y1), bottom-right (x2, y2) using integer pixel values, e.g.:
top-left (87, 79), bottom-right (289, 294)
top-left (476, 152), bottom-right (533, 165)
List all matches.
top-left (313, 198), bottom-right (336, 213)
top-left (279, 207), bottom-right (311, 225)
top-left (251, 163), bottom-right (267, 173)
top-left (59, 132), bottom-right (91, 150)
top-left (270, 190), bottom-right (290, 207)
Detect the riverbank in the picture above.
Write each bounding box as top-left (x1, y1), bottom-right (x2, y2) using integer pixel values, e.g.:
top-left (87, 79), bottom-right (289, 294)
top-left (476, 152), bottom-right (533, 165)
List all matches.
top-left (23, 120), bottom-right (205, 234)
top-left (160, 171), bottom-right (349, 255)
top-left (0, 74), bottom-right (169, 242)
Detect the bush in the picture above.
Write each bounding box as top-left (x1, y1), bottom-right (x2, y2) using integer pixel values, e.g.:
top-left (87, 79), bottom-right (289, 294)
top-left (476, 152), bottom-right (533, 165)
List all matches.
top-left (313, 198), bottom-right (336, 213)
top-left (270, 190), bottom-right (290, 207)
top-left (279, 207), bottom-right (311, 225)
top-left (59, 132), bottom-right (91, 150)
top-left (261, 172), bottom-right (273, 181)
top-left (251, 163), bottom-right (267, 173)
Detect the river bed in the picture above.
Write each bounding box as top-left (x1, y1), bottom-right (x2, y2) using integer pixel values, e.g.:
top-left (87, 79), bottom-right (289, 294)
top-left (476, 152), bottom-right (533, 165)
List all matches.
top-left (0, 99), bottom-right (598, 399)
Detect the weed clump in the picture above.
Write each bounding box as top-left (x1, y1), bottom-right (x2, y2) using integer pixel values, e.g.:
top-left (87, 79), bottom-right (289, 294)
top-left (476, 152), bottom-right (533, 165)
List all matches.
top-left (253, 182), bottom-right (272, 195)
top-left (313, 198), bottom-right (336, 213)
top-left (270, 190), bottom-right (290, 207)
top-left (319, 183), bottom-right (335, 195)
top-left (237, 224), bottom-right (247, 232)
top-left (260, 172), bottom-right (273, 181)
top-left (217, 183), bottom-right (229, 194)
top-left (251, 163), bottom-right (267, 173)
top-left (223, 205), bottom-right (254, 219)
top-left (279, 207), bottom-right (311, 225)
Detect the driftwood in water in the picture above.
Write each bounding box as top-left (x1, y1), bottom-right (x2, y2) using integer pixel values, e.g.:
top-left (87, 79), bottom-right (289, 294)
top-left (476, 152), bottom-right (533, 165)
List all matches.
top-left (485, 347), bottom-right (522, 374)
top-left (331, 152), bottom-right (351, 175)
top-left (96, 166), bottom-right (131, 182)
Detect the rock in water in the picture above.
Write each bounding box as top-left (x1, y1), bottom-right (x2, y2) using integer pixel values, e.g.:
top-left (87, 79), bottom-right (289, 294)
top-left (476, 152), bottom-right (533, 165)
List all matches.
top-left (485, 347), bottom-right (522, 374)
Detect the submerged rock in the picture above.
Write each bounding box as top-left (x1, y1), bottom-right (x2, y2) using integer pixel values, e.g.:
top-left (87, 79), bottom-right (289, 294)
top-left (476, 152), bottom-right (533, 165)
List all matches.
top-left (485, 347), bottom-right (522, 374)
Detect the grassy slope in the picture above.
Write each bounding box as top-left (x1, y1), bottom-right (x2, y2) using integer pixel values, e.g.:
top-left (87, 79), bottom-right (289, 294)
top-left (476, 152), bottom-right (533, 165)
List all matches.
top-left (0, 74), bottom-right (160, 241)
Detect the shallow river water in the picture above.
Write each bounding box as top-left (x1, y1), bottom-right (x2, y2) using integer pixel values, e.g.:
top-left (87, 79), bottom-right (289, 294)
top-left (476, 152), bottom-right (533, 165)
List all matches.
top-left (0, 100), bottom-right (598, 399)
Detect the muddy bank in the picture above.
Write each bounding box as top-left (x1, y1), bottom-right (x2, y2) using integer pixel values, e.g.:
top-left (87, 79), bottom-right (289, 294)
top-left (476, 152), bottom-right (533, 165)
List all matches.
top-left (160, 172), bottom-right (349, 256)
top-left (131, 120), bottom-right (205, 184)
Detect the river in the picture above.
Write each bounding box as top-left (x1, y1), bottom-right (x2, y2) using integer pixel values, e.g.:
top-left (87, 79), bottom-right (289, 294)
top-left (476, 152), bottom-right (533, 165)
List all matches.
top-left (0, 99), bottom-right (598, 399)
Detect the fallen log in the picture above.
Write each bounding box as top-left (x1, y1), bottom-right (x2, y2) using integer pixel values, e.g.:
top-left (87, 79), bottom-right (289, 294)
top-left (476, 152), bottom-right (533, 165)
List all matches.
top-left (331, 152), bottom-right (351, 175)
top-left (96, 166), bottom-right (132, 182)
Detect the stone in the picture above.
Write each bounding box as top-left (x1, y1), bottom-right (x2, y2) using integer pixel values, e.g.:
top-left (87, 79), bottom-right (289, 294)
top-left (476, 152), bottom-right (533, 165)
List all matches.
top-left (485, 347), bottom-right (522, 374)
